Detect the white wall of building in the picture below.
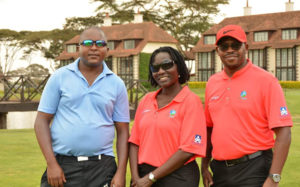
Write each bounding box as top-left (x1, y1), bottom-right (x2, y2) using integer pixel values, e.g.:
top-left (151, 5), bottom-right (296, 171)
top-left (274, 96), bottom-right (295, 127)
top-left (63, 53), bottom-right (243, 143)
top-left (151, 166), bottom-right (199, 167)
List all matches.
top-left (142, 43), bottom-right (178, 53)
top-left (7, 111), bottom-right (37, 129)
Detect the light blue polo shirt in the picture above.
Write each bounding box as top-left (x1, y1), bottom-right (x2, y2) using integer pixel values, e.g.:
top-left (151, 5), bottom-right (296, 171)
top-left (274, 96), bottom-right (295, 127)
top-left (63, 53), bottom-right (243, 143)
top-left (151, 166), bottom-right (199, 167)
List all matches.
top-left (38, 58), bottom-right (130, 157)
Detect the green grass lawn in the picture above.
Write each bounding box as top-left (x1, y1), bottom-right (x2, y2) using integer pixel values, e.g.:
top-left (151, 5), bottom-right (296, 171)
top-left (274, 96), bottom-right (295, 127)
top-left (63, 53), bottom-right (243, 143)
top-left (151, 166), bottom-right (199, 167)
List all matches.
top-left (0, 88), bottom-right (299, 187)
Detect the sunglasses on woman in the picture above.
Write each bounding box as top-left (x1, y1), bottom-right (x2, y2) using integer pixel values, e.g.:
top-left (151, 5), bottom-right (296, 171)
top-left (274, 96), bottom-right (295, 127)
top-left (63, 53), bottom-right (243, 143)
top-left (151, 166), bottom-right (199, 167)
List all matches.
top-left (80, 40), bottom-right (107, 47)
top-left (218, 42), bottom-right (243, 52)
top-left (150, 59), bottom-right (174, 73)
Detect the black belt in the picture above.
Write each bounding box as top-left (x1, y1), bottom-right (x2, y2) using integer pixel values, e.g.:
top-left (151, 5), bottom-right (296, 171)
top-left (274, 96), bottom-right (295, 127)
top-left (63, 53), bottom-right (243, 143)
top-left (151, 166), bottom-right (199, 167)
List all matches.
top-left (217, 149), bottom-right (272, 167)
top-left (56, 154), bottom-right (107, 162)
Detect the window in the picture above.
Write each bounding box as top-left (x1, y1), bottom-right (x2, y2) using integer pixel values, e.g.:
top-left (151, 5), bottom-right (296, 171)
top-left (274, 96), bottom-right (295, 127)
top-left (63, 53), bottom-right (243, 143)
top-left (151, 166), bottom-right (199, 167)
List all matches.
top-left (60, 60), bottom-right (73, 67)
top-left (66, 45), bottom-right (77, 53)
top-left (105, 56), bottom-right (113, 70)
top-left (117, 56), bottom-right (133, 84)
top-left (197, 52), bottom-right (215, 81)
top-left (204, 35), bottom-right (216, 44)
top-left (248, 49), bottom-right (267, 70)
top-left (107, 41), bottom-right (115, 50)
top-left (254, 32), bottom-right (268, 42)
top-left (282, 29), bottom-right (297, 40)
top-left (124, 40), bottom-right (135, 49)
top-left (276, 48), bottom-right (296, 81)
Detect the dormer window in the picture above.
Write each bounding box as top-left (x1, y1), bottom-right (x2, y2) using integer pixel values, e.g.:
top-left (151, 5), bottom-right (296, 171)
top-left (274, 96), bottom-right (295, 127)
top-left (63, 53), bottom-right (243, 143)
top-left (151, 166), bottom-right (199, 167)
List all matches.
top-left (204, 35), bottom-right (216, 44)
top-left (124, 40), bottom-right (135, 49)
top-left (254, 32), bottom-right (268, 42)
top-left (66, 44), bottom-right (77, 53)
top-left (107, 41), bottom-right (115, 50)
top-left (282, 29), bottom-right (297, 40)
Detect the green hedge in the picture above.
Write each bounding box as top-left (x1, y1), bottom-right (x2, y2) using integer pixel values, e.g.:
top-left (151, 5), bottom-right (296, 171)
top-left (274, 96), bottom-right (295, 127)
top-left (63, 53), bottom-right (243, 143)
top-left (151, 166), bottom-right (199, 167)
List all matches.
top-left (188, 81), bottom-right (300, 89)
top-left (187, 82), bottom-right (207, 88)
top-left (279, 81), bottom-right (300, 88)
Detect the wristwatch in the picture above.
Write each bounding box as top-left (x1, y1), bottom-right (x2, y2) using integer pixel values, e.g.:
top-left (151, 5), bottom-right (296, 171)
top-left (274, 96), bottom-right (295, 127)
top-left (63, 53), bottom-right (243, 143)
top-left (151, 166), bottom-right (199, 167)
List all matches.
top-left (269, 174), bottom-right (281, 183)
top-left (148, 172), bottom-right (156, 182)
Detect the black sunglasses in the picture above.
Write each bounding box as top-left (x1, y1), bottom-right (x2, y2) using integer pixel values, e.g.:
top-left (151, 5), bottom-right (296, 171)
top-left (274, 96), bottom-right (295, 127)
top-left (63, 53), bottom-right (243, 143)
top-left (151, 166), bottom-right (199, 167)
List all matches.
top-left (80, 40), bottom-right (107, 47)
top-left (150, 60), bottom-right (174, 73)
top-left (218, 42), bottom-right (243, 52)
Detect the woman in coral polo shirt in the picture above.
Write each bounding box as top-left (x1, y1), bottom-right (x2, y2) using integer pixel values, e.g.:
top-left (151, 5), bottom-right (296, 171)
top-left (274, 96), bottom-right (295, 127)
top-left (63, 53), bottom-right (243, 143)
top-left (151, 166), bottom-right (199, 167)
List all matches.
top-left (129, 46), bottom-right (207, 187)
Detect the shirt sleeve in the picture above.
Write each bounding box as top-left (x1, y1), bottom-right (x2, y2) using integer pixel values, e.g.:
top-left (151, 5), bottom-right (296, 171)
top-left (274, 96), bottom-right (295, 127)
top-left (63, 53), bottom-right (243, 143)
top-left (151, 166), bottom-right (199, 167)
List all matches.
top-left (128, 95), bottom-right (147, 145)
top-left (178, 93), bottom-right (207, 157)
top-left (264, 78), bottom-right (293, 129)
top-left (112, 80), bottom-right (130, 123)
top-left (38, 72), bottom-right (61, 114)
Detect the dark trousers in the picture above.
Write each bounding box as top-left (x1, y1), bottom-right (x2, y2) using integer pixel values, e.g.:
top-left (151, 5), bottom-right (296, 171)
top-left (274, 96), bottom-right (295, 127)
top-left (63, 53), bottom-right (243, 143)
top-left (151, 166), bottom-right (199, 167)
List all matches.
top-left (210, 150), bottom-right (273, 187)
top-left (41, 154), bottom-right (117, 187)
top-left (136, 160), bottom-right (200, 187)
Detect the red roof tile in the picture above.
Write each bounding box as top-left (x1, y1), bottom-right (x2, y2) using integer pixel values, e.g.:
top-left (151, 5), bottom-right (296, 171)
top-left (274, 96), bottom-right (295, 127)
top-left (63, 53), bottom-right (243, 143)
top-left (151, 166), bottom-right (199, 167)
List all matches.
top-left (193, 10), bottom-right (300, 52)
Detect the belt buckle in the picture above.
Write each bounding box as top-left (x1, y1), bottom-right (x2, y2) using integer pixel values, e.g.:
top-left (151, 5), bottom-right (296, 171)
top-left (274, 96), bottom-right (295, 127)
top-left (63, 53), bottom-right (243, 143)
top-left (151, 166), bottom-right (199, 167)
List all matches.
top-left (77, 156), bottom-right (88, 162)
top-left (225, 160), bottom-right (234, 167)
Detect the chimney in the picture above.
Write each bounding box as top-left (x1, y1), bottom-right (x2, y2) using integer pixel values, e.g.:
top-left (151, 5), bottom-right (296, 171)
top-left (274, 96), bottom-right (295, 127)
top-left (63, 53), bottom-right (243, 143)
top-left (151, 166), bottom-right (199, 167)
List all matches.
top-left (103, 13), bottom-right (112, 26)
top-left (133, 10), bottom-right (143, 23)
top-left (244, 0), bottom-right (252, 16)
top-left (286, 0), bottom-right (294, 11)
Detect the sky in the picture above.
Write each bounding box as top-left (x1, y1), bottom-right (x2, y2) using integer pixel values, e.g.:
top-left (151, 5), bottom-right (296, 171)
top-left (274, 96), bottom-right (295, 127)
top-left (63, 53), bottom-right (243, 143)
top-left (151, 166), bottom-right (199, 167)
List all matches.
top-left (0, 0), bottom-right (300, 31)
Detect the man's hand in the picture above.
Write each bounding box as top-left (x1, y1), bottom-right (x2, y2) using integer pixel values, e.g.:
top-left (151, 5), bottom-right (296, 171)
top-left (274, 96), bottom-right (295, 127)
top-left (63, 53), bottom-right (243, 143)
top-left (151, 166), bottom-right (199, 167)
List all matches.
top-left (262, 177), bottom-right (279, 187)
top-left (135, 175), bottom-right (153, 187)
top-left (201, 167), bottom-right (213, 187)
top-left (47, 162), bottom-right (66, 187)
top-left (111, 170), bottom-right (125, 187)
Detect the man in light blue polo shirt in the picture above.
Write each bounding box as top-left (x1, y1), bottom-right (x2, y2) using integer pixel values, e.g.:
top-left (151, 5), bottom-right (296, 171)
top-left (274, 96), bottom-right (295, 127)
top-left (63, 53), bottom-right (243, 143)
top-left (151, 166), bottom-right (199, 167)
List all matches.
top-left (34, 26), bottom-right (130, 187)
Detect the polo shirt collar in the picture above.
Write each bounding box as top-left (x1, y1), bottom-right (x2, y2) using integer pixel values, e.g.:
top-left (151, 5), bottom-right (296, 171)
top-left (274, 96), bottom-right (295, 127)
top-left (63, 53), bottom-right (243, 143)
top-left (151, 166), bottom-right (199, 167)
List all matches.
top-left (152, 85), bottom-right (189, 103)
top-left (67, 58), bottom-right (113, 78)
top-left (221, 59), bottom-right (252, 80)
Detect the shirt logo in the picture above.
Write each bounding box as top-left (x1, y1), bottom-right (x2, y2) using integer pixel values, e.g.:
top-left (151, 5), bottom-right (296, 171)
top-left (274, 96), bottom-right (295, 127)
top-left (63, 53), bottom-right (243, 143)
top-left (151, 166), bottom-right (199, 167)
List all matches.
top-left (142, 109), bottom-right (151, 113)
top-left (210, 96), bottom-right (219, 101)
top-left (280, 107), bottom-right (288, 116)
top-left (169, 109), bottom-right (176, 118)
top-left (223, 29), bottom-right (234, 34)
top-left (240, 90), bottom-right (247, 100)
top-left (194, 135), bottom-right (202, 144)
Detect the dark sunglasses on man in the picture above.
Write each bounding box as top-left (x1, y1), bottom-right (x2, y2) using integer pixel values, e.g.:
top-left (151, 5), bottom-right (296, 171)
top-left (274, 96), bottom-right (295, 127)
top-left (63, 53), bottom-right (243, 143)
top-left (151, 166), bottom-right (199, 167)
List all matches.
top-left (80, 40), bottom-right (107, 47)
top-left (150, 59), bottom-right (174, 73)
top-left (218, 42), bottom-right (243, 52)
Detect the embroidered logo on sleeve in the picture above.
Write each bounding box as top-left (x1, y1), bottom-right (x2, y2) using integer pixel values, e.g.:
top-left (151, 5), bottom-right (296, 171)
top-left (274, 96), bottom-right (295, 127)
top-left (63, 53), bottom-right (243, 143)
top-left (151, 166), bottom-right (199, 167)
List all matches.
top-left (280, 107), bottom-right (288, 116)
top-left (194, 135), bottom-right (202, 144)
top-left (169, 109), bottom-right (176, 118)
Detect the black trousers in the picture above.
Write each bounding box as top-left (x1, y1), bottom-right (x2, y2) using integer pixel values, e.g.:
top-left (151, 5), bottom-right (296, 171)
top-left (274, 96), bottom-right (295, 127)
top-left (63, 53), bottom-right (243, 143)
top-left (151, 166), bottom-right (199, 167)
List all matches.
top-left (136, 160), bottom-right (200, 187)
top-left (210, 150), bottom-right (273, 187)
top-left (41, 154), bottom-right (117, 187)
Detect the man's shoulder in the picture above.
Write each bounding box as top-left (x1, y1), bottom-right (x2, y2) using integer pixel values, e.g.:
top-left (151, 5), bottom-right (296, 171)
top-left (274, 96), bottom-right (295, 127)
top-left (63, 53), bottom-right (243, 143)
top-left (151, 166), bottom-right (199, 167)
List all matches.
top-left (250, 65), bottom-right (278, 83)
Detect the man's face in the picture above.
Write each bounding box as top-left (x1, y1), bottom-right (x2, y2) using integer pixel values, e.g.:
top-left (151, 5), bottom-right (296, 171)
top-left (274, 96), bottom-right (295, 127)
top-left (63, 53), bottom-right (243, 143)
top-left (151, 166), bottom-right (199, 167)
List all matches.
top-left (79, 29), bottom-right (108, 67)
top-left (216, 37), bottom-right (248, 71)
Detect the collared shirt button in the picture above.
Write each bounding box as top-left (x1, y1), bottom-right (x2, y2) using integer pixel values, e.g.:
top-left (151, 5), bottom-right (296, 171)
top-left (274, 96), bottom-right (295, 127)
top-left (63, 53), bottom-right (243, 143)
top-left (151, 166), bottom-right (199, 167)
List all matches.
top-left (227, 87), bottom-right (230, 90)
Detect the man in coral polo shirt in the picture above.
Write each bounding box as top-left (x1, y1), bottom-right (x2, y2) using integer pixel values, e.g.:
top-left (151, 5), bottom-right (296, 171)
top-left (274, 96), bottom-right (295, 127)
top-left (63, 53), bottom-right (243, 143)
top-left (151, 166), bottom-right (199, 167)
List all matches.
top-left (201, 25), bottom-right (293, 187)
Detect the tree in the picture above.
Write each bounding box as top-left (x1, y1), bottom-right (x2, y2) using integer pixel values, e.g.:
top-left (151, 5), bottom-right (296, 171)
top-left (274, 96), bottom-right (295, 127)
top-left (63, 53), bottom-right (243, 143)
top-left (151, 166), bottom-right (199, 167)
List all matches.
top-left (91, 0), bottom-right (229, 51)
top-left (63, 16), bottom-right (105, 31)
top-left (0, 29), bottom-right (24, 75)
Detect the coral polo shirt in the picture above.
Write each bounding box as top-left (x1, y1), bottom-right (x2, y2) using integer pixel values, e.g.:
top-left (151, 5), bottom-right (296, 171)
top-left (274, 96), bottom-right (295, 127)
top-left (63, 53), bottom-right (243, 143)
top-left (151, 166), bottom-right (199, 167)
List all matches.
top-left (129, 86), bottom-right (207, 167)
top-left (205, 60), bottom-right (293, 160)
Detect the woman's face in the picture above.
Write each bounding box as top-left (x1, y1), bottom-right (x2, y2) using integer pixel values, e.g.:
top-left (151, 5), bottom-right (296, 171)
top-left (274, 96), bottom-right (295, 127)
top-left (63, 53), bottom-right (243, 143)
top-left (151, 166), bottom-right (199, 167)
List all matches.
top-left (151, 52), bottom-right (180, 88)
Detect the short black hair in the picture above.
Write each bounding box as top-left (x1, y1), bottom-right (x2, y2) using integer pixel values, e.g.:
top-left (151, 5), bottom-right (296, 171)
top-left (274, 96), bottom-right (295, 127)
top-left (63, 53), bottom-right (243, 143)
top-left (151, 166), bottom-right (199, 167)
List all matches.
top-left (148, 46), bottom-right (190, 87)
top-left (79, 26), bottom-right (107, 42)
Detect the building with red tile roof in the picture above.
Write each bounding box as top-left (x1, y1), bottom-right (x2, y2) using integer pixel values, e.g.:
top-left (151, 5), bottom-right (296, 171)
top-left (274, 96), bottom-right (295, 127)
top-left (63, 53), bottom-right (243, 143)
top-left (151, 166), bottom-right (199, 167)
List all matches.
top-left (193, 2), bottom-right (300, 81)
top-left (57, 14), bottom-right (179, 83)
